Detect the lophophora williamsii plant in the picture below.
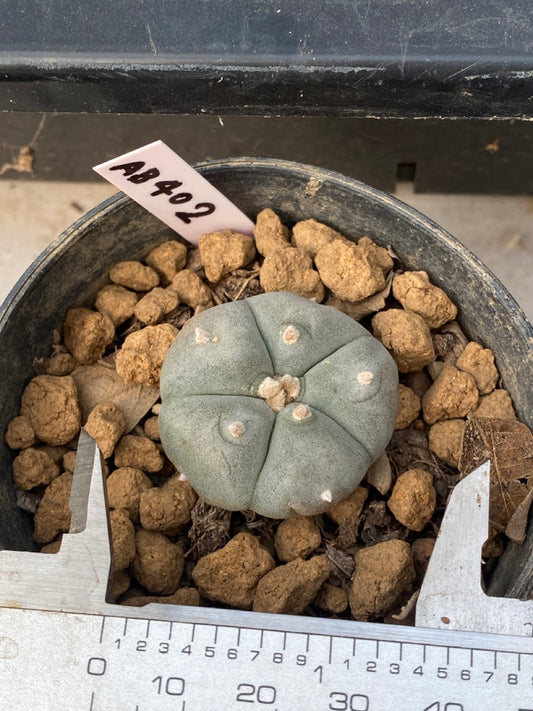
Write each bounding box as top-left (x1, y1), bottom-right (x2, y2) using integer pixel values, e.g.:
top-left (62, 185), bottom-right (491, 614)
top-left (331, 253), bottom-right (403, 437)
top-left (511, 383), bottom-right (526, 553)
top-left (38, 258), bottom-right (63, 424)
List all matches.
top-left (159, 291), bottom-right (398, 518)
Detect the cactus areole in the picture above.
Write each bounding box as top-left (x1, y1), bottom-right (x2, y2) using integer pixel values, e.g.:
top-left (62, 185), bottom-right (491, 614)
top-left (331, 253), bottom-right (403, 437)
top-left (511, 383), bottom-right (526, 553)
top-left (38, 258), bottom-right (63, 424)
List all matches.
top-left (159, 291), bottom-right (398, 518)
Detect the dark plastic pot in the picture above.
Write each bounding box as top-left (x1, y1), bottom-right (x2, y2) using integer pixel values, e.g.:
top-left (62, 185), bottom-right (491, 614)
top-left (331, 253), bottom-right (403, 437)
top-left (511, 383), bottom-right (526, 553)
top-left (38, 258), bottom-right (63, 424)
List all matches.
top-left (1, 158), bottom-right (532, 597)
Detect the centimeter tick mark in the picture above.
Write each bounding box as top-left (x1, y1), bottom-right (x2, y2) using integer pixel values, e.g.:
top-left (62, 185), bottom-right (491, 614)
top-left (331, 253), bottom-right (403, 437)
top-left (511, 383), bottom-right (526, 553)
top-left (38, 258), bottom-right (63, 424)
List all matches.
top-left (399, 642), bottom-right (403, 661)
top-left (283, 632), bottom-right (287, 651)
top-left (376, 640), bottom-right (380, 660)
top-left (145, 620), bottom-right (151, 638)
top-left (260, 629), bottom-right (264, 648)
top-left (494, 651), bottom-right (497, 669)
top-left (470, 648), bottom-right (474, 667)
top-left (191, 624), bottom-right (196, 642)
top-left (446, 647), bottom-right (450, 665)
top-left (422, 645), bottom-right (426, 664)
top-left (328, 637), bottom-right (333, 664)
top-left (352, 638), bottom-right (356, 657)
top-left (99, 617), bottom-right (106, 644)
top-left (306, 634), bottom-right (310, 653)
top-left (214, 626), bottom-right (219, 644)
top-left (236, 628), bottom-right (241, 647)
top-left (123, 618), bottom-right (128, 637)
top-left (89, 691), bottom-right (95, 710)
top-left (168, 621), bottom-right (173, 641)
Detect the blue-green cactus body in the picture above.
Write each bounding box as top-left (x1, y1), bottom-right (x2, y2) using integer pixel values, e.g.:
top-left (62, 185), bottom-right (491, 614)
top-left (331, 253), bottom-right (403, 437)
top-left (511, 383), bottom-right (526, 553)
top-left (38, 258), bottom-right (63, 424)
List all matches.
top-left (159, 291), bottom-right (398, 518)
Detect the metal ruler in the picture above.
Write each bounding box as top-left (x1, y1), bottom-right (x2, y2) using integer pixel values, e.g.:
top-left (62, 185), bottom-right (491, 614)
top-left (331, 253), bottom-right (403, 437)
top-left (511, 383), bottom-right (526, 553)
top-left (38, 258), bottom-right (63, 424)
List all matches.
top-left (1, 432), bottom-right (532, 711)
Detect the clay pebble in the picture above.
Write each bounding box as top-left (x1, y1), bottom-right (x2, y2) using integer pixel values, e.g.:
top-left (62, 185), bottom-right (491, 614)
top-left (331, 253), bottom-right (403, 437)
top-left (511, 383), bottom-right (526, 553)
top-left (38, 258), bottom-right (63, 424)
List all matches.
top-left (349, 540), bottom-right (415, 621)
top-left (192, 532), bottom-right (275, 609)
top-left (253, 555), bottom-right (331, 615)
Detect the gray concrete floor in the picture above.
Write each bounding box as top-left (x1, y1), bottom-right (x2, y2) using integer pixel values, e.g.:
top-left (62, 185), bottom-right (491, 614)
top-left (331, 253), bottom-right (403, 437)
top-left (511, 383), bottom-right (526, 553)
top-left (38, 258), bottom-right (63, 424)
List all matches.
top-left (1, 179), bottom-right (532, 322)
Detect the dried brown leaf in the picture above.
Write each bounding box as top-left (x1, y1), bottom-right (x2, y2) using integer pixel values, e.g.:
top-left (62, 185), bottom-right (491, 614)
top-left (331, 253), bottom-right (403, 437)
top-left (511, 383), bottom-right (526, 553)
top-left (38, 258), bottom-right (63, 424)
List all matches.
top-left (364, 452), bottom-right (393, 494)
top-left (505, 487), bottom-right (533, 544)
top-left (324, 544), bottom-right (355, 579)
top-left (71, 362), bottom-right (159, 432)
top-left (459, 416), bottom-right (533, 531)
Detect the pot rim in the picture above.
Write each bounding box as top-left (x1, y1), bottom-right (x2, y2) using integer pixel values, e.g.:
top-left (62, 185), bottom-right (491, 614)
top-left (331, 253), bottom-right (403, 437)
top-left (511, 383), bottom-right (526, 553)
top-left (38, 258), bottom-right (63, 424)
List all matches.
top-left (2, 156), bottom-right (532, 342)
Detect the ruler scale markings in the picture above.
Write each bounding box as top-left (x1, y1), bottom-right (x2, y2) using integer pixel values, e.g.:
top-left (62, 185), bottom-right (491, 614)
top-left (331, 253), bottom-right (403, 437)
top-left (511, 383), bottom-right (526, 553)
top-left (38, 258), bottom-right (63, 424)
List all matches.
top-left (191, 623), bottom-right (196, 642)
top-left (168, 621), bottom-right (173, 641)
top-left (3, 609), bottom-right (533, 708)
top-left (145, 619), bottom-right (150, 638)
top-left (260, 629), bottom-right (264, 648)
top-left (306, 633), bottom-right (310, 653)
top-left (213, 625), bottom-right (218, 644)
top-left (352, 637), bottom-right (356, 656)
top-left (123, 618), bottom-right (128, 636)
top-left (236, 627), bottom-right (241, 646)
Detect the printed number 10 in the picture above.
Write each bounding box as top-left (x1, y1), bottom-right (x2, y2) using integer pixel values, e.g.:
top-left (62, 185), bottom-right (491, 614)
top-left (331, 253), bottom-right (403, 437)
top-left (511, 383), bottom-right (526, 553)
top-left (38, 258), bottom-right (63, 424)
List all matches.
top-left (152, 675), bottom-right (185, 696)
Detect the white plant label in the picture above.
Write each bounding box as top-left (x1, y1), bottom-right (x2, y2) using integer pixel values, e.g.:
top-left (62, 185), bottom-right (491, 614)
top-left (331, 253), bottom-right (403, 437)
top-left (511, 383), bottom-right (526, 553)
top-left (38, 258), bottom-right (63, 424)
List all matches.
top-left (93, 140), bottom-right (255, 245)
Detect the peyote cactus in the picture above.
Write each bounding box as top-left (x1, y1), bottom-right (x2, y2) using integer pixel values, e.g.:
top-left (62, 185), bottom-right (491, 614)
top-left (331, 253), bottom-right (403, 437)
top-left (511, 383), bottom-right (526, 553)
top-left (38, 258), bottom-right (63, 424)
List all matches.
top-left (159, 291), bottom-right (398, 518)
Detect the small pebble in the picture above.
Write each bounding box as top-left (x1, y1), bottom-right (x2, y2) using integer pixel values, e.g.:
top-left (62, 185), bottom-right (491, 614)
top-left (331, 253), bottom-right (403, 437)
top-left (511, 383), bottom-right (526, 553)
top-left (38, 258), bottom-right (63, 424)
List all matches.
top-left (326, 486), bottom-right (368, 526)
top-left (456, 341), bottom-right (499, 395)
top-left (315, 239), bottom-right (385, 302)
top-left (134, 287), bottom-right (179, 325)
top-left (274, 516), bottom-right (322, 562)
top-left (372, 309), bottom-right (435, 373)
top-left (20, 375), bottom-right (81, 446)
top-left (131, 530), bottom-right (184, 595)
top-left (5, 415), bottom-right (35, 450)
top-left (115, 324), bottom-right (178, 386)
top-left (253, 208), bottom-right (290, 256)
top-left (253, 555), bottom-right (331, 615)
top-left (292, 219), bottom-right (346, 258)
top-left (171, 269), bottom-right (213, 310)
top-left (387, 469), bottom-right (436, 532)
top-left (106, 466), bottom-right (153, 522)
top-left (192, 532), bottom-right (275, 609)
top-left (473, 389), bottom-right (516, 420)
top-left (349, 540), bottom-right (415, 621)
top-left (394, 384), bottom-right (421, 430)
top-left (109, 261), bottom-right (160, 291)
top-left (260, 247), bottom-right (324, 301)
top-left (114, 434), bottom-right (164, 472)
top-left (84, 400), bottom-right (126, 459)
top-left (139, 475), bottom-right (198, 535)
top-left (145, 240), bottom-right (188, 285)
top-left (392, 271), bottom-right (457, 329)
top-left (12, 447), bottom-right (60, 490)
top-left (199, 230), bottom-right (256, 283)
top-left (63, 307), bottom-right (115, 364)
top-left (95, 284), bottom-right (138, 326)
top-left (313, 583), bottom-right (348, 614)
top-left (422, 365), bottom-right (479, 424)
top-left (33, 472), bottom-right (73, 545)
top-left (428, 419), bottom-right (466, 468)
top-left (109, 508), bottom-right (136, 571)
